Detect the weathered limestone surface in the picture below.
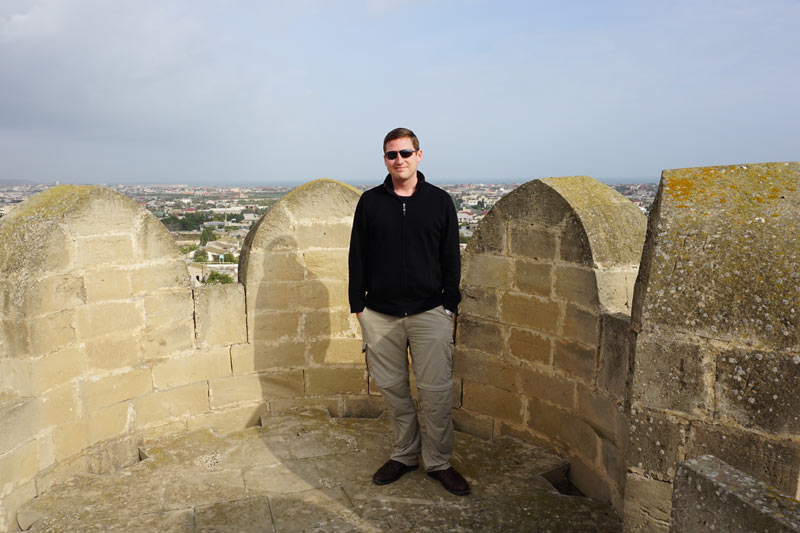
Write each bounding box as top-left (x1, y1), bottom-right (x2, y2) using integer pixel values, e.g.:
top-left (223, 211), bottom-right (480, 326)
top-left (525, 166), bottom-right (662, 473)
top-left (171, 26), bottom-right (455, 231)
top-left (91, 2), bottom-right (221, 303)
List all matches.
top-left (670, 455), bottom-right (800, 532)
top-left (16, 409), bottom-right (621, 532)
top-left (236, 179), bottom-right (376, 423)
top-left (626, 162), bottom-right (800, 530)
top-left (455, 176), bottom-right (646, 511)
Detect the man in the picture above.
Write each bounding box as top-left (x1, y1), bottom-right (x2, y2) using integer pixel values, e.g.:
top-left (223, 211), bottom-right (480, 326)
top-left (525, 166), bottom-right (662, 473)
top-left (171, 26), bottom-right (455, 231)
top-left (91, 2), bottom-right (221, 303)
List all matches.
top-left (348, 127), bottom-right (469, 496)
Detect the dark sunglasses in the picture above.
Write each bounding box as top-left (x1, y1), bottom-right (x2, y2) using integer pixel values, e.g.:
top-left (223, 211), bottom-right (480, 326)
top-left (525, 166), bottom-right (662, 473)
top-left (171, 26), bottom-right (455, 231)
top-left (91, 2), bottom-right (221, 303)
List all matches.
top-left (384, 149), bottom-right (417, 160)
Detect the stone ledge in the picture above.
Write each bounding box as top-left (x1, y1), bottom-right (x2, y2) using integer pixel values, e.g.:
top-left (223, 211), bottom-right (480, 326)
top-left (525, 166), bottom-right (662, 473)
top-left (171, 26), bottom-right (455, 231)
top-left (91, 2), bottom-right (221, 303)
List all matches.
top-left (671, 455), bottom-right (800, 532)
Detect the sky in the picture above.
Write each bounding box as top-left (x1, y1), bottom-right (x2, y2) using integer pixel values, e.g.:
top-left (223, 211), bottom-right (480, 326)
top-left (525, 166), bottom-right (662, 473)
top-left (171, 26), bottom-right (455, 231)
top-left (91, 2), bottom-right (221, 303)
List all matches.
top-left (0, 0), bottom-right (798, 186)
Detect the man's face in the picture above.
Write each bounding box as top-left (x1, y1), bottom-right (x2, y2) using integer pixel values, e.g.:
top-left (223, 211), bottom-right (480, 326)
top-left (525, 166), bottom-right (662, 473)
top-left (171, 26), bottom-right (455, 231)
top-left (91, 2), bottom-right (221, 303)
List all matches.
top-left (383, 137), bottom-right (422, 184)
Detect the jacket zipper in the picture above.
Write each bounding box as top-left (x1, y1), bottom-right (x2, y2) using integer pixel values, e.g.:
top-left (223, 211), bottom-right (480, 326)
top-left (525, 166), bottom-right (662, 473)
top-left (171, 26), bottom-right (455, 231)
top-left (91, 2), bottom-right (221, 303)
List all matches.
top-left (401, 201), bottom-right (407, 316)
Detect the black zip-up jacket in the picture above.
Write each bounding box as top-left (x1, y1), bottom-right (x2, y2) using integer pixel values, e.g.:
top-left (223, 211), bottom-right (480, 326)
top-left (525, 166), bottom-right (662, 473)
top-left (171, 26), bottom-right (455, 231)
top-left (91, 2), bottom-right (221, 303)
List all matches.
top-left (348, 172), bottom-right (461, 317)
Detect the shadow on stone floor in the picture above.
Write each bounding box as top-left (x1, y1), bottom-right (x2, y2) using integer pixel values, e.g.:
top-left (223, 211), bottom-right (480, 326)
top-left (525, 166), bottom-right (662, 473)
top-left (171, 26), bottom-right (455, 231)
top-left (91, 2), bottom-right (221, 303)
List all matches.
top-left (17, 409), bottom-right (621, 532)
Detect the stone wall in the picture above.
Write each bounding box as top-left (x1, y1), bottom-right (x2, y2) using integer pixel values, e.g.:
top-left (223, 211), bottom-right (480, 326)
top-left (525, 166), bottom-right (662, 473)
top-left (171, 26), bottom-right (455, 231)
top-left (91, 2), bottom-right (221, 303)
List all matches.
top-left (453, 176), bottom-right (646, 510)
top-left (671, 455), bottom-right (800, 532)
top-left (624, 162), bottom-right (800, 531)
top-left (0, 179), bottom-right (369, 532)
top-left (237, 178), bottom-right (373, 416)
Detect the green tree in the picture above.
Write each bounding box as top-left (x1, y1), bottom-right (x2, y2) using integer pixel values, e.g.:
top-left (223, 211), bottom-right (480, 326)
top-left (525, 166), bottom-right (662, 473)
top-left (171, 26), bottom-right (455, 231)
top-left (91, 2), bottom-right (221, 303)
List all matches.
top-left (179, 244), bottom-right (197, 255)
top-left (222, 252), bottom-right (236, 263)
top-left (200, 227), bottom-right (216, 245)
top-left (205, 271), bottom-right (234, 284)
top-left (193, 249), bottom-right (208, 262)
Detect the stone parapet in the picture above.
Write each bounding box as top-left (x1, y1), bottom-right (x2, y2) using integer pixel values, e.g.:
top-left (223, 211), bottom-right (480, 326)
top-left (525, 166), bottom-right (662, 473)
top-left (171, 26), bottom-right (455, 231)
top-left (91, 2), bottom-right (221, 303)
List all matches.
top-left (625, 162), bottom-right (800, 531)
top-left (455, 176), bottom-right (646, 512)
top-left (671, 455), bottom-right (800, 532)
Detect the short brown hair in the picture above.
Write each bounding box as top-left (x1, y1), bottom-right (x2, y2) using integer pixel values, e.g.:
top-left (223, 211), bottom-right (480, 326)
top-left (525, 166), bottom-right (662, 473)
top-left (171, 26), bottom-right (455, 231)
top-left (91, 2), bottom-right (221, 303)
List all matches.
top-left (383, 127), bottom-right (419, 152)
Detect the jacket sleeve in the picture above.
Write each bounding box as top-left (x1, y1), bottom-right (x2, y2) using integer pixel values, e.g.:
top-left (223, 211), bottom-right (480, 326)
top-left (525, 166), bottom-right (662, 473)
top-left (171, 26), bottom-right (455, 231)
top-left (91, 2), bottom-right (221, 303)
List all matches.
top-left (348, 197), bottom-right (368, 313)
top-left (440, 193), bottom-right (462, 313)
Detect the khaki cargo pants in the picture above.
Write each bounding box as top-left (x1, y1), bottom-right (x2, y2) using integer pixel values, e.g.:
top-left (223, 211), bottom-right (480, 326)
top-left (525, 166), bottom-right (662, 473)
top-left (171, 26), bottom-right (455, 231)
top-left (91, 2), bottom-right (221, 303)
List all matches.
top-left (359, 305), bottom-right (455, 472)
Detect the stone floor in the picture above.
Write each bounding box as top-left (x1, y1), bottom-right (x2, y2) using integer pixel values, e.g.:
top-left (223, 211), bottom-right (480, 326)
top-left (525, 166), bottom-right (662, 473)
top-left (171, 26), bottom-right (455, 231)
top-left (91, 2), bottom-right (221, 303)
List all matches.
top-left (17, 409), bottom-right (621, 532)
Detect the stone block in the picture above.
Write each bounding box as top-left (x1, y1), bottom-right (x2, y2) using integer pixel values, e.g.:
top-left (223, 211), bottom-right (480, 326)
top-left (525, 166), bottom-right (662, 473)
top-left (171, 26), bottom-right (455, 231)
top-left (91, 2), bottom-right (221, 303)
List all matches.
top-left (303, 249), bottom-right (349, 280)
top-left (554, 339), bottom-right (597, 382)
top-left (468, 211), bottom-right (506, 254)
top-left (304, 311), bottom-right (353, 339)
top-left (248, 312), bottom-right (301, 342)
top-left (270, 397), bottom-right (340, 415)
top-left (499, 292), bottom-right (560, 334)
top-left (627, 407), bottom-right (687, 480)
top-left (602, 438), bottom-right (624, 489)
top-left (244, 251), bottom-right (305, 282)
top-left (134, 382), bottom-right (209, 428)
top-left (140, 319), bottom-right (194, 360)
top-left (671, 455), bottom-right (800, 533)
top-left (144, 289), bottom-right (193, 327)
top-left (509, 225), bottom-right (556, 261)
top-left (508, 327), bottom-right (551, 365)
top-left (576, 384), bottom-right (620, 442)
top-left (595, 268), bottom-right (637, 314)
top-left (188, 403), bottom-right (269, 434)
top-left (527, 397), bottom-right (598, 460)
top-left (135, 214), bottom-right (180, 260)
top-left (53, 421), bottom-right (89, 461)
top-left (152, 348), bottom-right (231, 390)
top-left (314, 280), bottom-right (349, 309)
top-left (452, 409), bottom-right (493, 440)
top-left (559, 213), bottom-right (593, 265)
top-left (638, 163), bottom-right (800, 349)
top-left (245, 281), bottom-right (296, 314)
top-left (84, 269), bottom-right (130, 302)
top-left (231, 342), bottom-right (306, 373)
top-left (29, 310), bottom-right (75, 356)
top-left (456, 317), bottom-right (504, 356)
top-left (1, 480), bottom-right (36, 533)
top-left (339, 395), bottom-right (386, 418)
top-left (554, 265), bottom-right (599, 308)
top-left (77, 301), bottom-right (142, 340)
top-left (310, 337), bottom-right (363, 365)
top-left (459, 285), bottom-right (498, 319)
top-left (514, 260), bottom-right (552, 297)
top-left (36, 383), bottom-right (79, 427)
top-left (0, 397), bottom-right (38, 454)
top-left (462, 380), bottom-right (523, 423)
top-left (194, 283), bottom-right (247, 347)
top-left (27, 274), bottom-right (85, 314)
top-left (598, 312), bottom-right (630, 400)
top-left (715, 347), bottom-right (800, 434)
top-left (462, 253), bottom-right (512, 289)
top-left (305, 367), bottom-right (366, 395)
top-left (568, 456), bottom-right (610, 501)
top-left (562, 303), bottom-right (599, 346)
top-left (453, 347), bottom-right (519, 389)
top-left (685, 421), bottom-right (800, 497)
top-left (209, 371), bottom-right (304, 408)
top-left (631, 336), bottom-right (709, 413)
top-left (0, 319), bottom-right (29, 357)
top-left (27, 345), bottom-right (85, 395)
top-left (130, 262), bottom-right (190, 293)
top-left (622, 473), bottom-right (672, 533)
top-left (519, 368), bottom-right (575, 409)
top-left (85, 332), bottom-right (141, 370)
top-left (88, 401), bottom-right (130, 444)
top-left (0, 440), bottom-right (38, 493)
top-left (85, 369), bottom-right (153, 412)
top-left (295, 223), bottom-right (352, 250)
top-left (75, 235), bottom-right (134, 267)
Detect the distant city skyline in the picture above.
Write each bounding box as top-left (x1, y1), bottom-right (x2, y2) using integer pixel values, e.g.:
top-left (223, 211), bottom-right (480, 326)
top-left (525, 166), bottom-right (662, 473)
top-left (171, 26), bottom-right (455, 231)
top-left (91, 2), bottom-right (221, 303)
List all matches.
top-left (1, 1), bottom-right (798, 185)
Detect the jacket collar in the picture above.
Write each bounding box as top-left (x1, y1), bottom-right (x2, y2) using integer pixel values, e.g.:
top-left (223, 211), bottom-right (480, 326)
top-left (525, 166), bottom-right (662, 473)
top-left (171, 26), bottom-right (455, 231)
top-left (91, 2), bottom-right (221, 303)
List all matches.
top-left (383, 171), bottom-right (426, 196)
